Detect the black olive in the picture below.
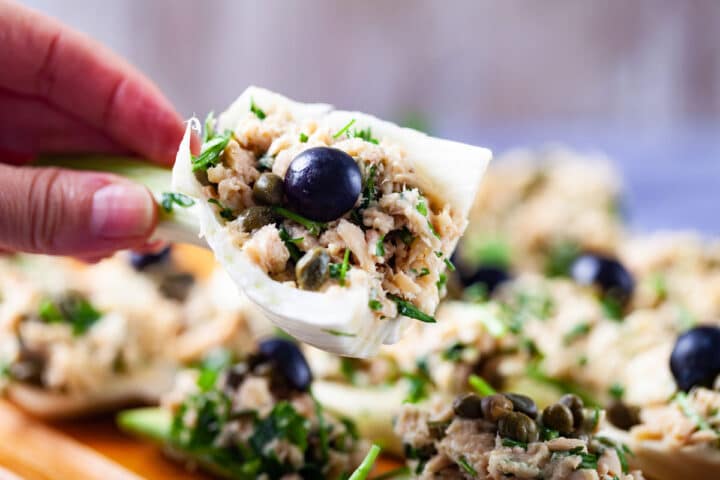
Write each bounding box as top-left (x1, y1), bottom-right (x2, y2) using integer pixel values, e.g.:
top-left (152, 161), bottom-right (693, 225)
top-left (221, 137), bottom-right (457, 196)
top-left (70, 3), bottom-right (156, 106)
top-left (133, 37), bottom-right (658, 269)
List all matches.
top-left (129, 246), bottom-right (172, 270)
top-left (453, 393), bottom-right (484, 419)
top-left (284, 147), bottom-right (362, 222)
top-left (481, 394), bottom-right (514, 422)
top-left (295, 248), bottom-right (330, 291)
top-left (504, 393), bottom-right (538, 419)
top-left (670, 326), bottom-right (720, 391)
top-left (258, 337), bottom-right (312, 391)
top-left (570, 253), bottom-right (634, 306)
top-left (253, 173), bottom-right (284, 206)
top-left (606, 401), bottom-right (641, 430)
top-left (498, 411), bottom-right (539, 443)
top-left (237, 206), bottom-right (279, 232)
top-left (559, 394), bottom-right (585, 429)
top-left (542, 403), bottom-right (574, 435)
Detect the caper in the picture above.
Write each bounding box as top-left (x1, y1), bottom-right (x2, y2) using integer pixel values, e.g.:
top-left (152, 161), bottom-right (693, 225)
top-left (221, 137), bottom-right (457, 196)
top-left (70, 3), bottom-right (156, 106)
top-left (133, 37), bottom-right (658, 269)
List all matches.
top-left (498, 411), bottom-right (539, 443)
top-left (253, 173), bottom-right (284, 206)
top-left (504, 393), bottom-right (538, 419)
top-left (295, 247), bottom-right (330, 291)
top-left (237, 206), bottom-right (279, 232)
top-left (453, 393), bottom-right (484, 419)
top-left (606, 401), bottom-right (641, 431)
top-left (481, 394), bottom-right (514, 422)
top-left (542, 403), bottom-right (574, 435)
top-left (559, 394), bottom-right (584, 429)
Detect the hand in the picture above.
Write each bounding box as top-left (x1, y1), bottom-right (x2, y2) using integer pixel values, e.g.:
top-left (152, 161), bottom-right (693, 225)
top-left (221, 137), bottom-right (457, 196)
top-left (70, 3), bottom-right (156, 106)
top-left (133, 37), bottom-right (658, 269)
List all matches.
top-left (0, 0), bottom-right (185, 259)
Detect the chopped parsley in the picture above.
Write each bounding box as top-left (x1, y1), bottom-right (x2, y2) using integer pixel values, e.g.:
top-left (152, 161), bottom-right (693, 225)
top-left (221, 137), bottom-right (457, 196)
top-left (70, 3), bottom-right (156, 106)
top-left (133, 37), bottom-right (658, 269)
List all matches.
top-left (398, 227), bottom-right (414, 245)
top-left (195, 348), bottom-right (232, 392)
top-left (649, 273), bottom-right (668, 301)
top-left (250, 97), bottom-right (266, 120)
top-left (441, 342), bottom-right (466, 362)
top-left (544, 241), bottom-right (580, 277)
top-left (540, 426), bottom-right (559, 441)
top-left (388, 294), bottom-right (436, 323)
top-left (403, 359), bottom-right (433, 403)
top-left (207, 198), bottom-right (235, 221)
top-left (578, 451), bottom-right (599, 470)
top-left (501, 438), bottom-right (527, 449)
top-left (608, 382), bottom-right (625, 400)
top-left (600, 295), bottom-right (624, 321)
top-left (414, 267), bottom-right (430, 277)
top-left (38, 295), bottom-right (102, 336)
top-left (312, 394), bottom-right (329, 462)
top-left (674, 392), bottom-right (712, 431)
top-left (361, 164), bottom-right (378, 208)
top-left (351, 127), bottom-right (379, 144)
top-left (202, 111), bottom-right (216, 143)
top-left (278, 226), bottom-right (303, 262)
top-left (160, 192), bottom-right (195, 213)
top-left (468, 374), bottom-right (496, 396)
top-left (443, 258), bottom-right (455, 271)
top-left (562, 322), bottom-right (592, 345)
top-left (457, 456), bottom-right (478, 476)
top-left (333, 118), bottom-right (356, 139)
top-left (191, 129), bottom-right (233, 172)
top-left (348, 444), bottom-right (381, 480)
top-left (415, 200), bottom-right (428, 216)
top-left (368, 299), bottom-right (383, 311)
top-left (299, 132), bottom-right (309, 143)
top-left (436, 273), bottom-right (448, 291)
top-left (273, 206), bottom-right (325, 236)
top-left (329, 249), bottom-right (351, 286)
top-left (375, 235), bottom-right (385, 257)
top-left (340, 357), bottom-right (357, 383)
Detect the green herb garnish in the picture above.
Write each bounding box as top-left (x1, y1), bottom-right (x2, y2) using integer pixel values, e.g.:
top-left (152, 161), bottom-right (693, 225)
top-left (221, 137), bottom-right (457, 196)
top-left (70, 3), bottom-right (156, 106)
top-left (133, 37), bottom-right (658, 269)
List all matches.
top-left (352, 127), bottom-right (379, 144)
top-left (202, 111), bottom-right (216, 143)
top-left (207, 198), bottom-right (235, 221)
top-left (443, 258), bottom-right (455, 271)
top-left (601, 295), bottom-right (624, 321)
top-left (388, 294), bottom-right (436, 323)
top-left (340, 357), bottom-right (357, 384)
top-left (273, 206), bottom-right (325, 236)
top-left (278, 226), bottom-right (303, 262)
top-left (457, 456), bottom-right (477, 476)
top-left (333, 118), bottom-right (356, 139)
top-left (403, 360), bottom-right (432, 403)
top-left (415, 200), bottom-right (428, 216)
top-left (338, 249), bottom-right (351, 286)
top-left (38, 295), bottom-right (102, 336)
top-left (361, 164), bottom-right (378, 208)
top-left (609, 382), bottom-right (625, 400)
top-left (468, 374), bottom-right (496, 396)
top-left (398, 227), bottom-right (414, 245)
top-left (675, 392), bottom-right (712, 431)
top-left (544, 241), bottom-right (579, 277)
top-left (441, 342), bottom-right (465, 362)
top-left (348, 444), bottom-right (381, 480)
top-left (562, 322), bottom-right (592, 345)
top-left (191, 129), bottom-right (233, 172)
top-left (501, 438), bottom-right (527, 449)
top-left (299, 132), bottom-right (309, 143)
top-left (436, 273), bottom-right (447, 291)
top-left (195, 348), bottom-right (232, 392)
top-left (375, 235), bottom-right (385, 257)
top-left (416, 267), bottom-right (430, 277)
top-left (368, 299), bottom-right (383, 311)
top-left (160, 192), bottom-right (195, 213)
top-left (250, 97), bottom-right (266, 120)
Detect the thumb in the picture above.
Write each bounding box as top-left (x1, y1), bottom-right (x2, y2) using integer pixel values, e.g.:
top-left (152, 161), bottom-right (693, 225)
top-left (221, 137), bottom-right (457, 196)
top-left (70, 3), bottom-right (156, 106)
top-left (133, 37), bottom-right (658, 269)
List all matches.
top-left (0, 163), bottom-right (157, 256)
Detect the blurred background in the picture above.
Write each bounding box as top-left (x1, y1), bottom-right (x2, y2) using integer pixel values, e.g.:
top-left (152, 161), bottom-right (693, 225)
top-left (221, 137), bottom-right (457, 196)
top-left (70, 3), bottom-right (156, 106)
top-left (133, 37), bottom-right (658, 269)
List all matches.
top-left (23, 0), bottom-right (720, 232)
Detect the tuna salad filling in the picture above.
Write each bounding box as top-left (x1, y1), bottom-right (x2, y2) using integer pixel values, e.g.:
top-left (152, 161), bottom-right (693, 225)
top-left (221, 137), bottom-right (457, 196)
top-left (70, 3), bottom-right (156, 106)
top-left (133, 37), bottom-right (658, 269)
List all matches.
top-left (189, 99), bottom-right (465, 323)
top-left (395, 391), bottom-right (643, 480)
top-left (120, 339), bottom-right (368, 479)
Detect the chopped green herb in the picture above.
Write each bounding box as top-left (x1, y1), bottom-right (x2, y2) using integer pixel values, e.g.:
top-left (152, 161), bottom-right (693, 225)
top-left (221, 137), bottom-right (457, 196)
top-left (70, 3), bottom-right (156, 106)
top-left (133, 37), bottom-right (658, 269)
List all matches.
top-left (609, 382), bottom-right (625, 400)
top-left (202, 111), bottom-right (216, 143)
top-left (415, 200), bottom-right (428, 216)
top-left (578, 355), bottom-right (588, 366)
top-left (333, 118), bottom-right (356, 139)
top-left (601, 295), bottom-right (624, 321)
top-left (501, 438), bottom-right (527, 449)
top-left (375, 235), bottom-right (385, 257)
top-left (578, 451), bottom-right (599, 470)
top-left (352, 127), bottom-right (379, 144)
top-left (427, 220), bottom-right (441, 239)
top-left (368, 299), bottom-right (383, 311)
top-left (540, 426), bottom-right (559, 441)
top-left (595, 436), bottom-right (631, 474)
top-left (441, 342), bottom-right (465, 362)
top-left (403, 363), bottom-right (432, 404)
top-left (389, 294), bottom-right (436, 323)
top-left (436, 273), bottom-right (448, 291)
top-left (38, 295), bottom-right (102, 336)
top-left (674, 392), bottom-right (712, 431)
top-left (299, 132), bottom-right (309, 143)
top-left (435, 251), bottom-right (443, 258)
top-left (398, 227), bottom-right (414, 245)
top-left (250, 97), bottom-right (266, 120)
top-left (273, 206), bottom-right (325, 236)
top-left (322, 328), bottom-right (357, 338)
top-left (544, 241), bottom-right (579, 277)
top-left (160, 192), bottom-right (195, 213)
top-left (416, 267), bottom-right (430, 277)
top-left (312, 394), bottom-right (329, 462)
top-left (340, 357), bottom-right (357, 383)
top-left (191, 130), bottom-right (232, 172)
top-left (649, 273), bottom-right (668, 301)
top-left (195, 349), bottom-right (232, 392)
top-left (257, 154), bottom-right (274, 171)
top-left (38, 299), bottom-right (64, 324)
top-left (207, 198), bottom-right (235, 221)
top-left (338, 249), bottom-right (351, 286)
top-left (361, 164), bottom-right (378, 208)
top-left (443, 258), bottom-right (455, 271)
top-left (457, 456), bottom-right (477, 476)
top-left (348, 444), bottom-right (381, 480)
top-left (468, 374), bottom-right (496, 396)
top-left (562, 322), bottom-right (592, 345)
top-left (278, 226), bottom-right (303, 262)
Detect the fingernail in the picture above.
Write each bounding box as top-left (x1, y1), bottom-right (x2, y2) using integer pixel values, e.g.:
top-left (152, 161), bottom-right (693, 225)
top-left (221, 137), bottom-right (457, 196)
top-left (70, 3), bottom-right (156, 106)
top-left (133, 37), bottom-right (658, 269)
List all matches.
top-left (91, 182), bottom-right (155, 239)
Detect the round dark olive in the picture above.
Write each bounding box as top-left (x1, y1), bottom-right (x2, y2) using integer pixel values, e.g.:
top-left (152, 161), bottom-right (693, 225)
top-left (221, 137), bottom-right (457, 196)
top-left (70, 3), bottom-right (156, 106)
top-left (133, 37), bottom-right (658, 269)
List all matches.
top-left (670, 325), bottom-right (720, 392)
top-left (570, 253), bottom-right (634, 306)
top-left (284, 147), bottom-right (362, 222)
top-left (295, 247), bottom-right (330, 291)
top-left (253, 173), bottom-right (284, 206)
top-left (606, 401), bottom-right (641, 431)
top-left (459, 266), bottom-right (510, 296)
top-left (237, 206), bottom-right (279, 232)
top-left (542, 403), bottom-right (574, 435)
top-left (258, 337), bottom-right (312, 391)
top-left (504, 393), bottom-right (538, 419)
top-left (559, 394), bottom-right (585, 429)
top-left (130, 246), bottom-right (171, 270)
top-left (498, 411), bottom-right (539, 443)
top-left (453, 393), bottom-right (484, 419)
top-left (481, 394), bottom-right (514, 422)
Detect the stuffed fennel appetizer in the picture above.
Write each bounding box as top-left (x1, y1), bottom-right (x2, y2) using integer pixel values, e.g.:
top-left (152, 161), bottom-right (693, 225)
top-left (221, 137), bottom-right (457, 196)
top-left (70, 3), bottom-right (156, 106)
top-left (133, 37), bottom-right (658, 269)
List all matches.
top-left (119, 339), bottom-right (370, 479)
top-left (395, 391), bottom-right (643, 479)
top-left (171, 87), bottom-right (491, 357)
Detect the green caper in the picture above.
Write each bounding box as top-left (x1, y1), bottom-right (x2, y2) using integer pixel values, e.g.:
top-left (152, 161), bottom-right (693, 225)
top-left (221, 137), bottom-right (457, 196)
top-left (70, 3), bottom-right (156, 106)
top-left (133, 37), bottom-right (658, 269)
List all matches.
top-left (497, 411), bottom-right (539, 443)
top-left (295, 247), bottom-right (330, 291)
top-left (453, 393), bottom-right (484, 419)
top-left (481, 394), bottom-right (514, 422)
top-left (559, 394), bottom-right (584, 429)
top-left (606, 401), bottom-right (641, 431)
top-left (504, 393), bottom-right (538, 419)
top-left (253, 173), bottom-right (284, 205)
top-left (542, 403), bottom-right (574, 435)
top-left (237, 206), bottom-right (279, 232)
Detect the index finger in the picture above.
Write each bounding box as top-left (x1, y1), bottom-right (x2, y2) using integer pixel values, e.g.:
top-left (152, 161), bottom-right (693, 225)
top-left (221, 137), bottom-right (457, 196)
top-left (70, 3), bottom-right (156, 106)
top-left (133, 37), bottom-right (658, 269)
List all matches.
top-left (0, 0), bottom-right (185, 165)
